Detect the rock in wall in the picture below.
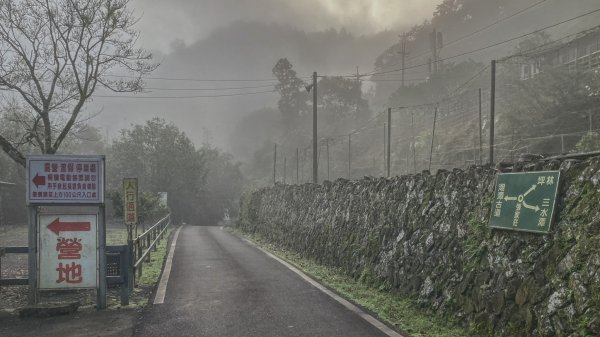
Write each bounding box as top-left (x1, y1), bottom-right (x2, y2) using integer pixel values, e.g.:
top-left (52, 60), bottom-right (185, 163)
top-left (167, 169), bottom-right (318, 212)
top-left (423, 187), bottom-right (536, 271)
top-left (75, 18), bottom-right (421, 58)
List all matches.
top-left (238, 159), bottom-right (600, 336)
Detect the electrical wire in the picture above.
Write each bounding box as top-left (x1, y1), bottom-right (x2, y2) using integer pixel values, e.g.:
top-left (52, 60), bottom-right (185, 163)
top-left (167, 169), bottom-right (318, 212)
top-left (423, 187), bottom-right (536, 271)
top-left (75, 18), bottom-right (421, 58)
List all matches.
top-left (379, 0), bottom-right (551, 71)
top-left (103, 74), bottom-right (310, 83)
top-left (365, 7), bottom-right (600, 77)
top-left (95, 89), bottom-right (277, 99)
top-left (143, 83), bottom-right (276, 91)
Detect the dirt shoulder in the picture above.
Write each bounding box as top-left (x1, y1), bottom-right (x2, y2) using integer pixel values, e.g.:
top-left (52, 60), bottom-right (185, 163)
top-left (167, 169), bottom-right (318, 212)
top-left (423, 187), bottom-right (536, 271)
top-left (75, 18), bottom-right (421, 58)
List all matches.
top-left (0, 223), bottom-right (176, 337)
top-left (0, 307), bottom-right (139, 337)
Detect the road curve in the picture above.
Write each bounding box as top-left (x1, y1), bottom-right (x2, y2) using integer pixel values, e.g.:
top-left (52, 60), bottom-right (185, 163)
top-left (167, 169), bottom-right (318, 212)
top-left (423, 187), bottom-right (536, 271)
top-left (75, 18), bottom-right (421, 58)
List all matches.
top-left (133, 226), bottom-right (390, 337)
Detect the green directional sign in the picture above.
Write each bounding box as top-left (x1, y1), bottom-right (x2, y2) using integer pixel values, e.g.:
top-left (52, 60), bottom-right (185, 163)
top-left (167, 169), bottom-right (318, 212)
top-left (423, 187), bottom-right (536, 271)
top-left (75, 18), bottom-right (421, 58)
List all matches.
top-left (489, 171), bottom-right (561, 234)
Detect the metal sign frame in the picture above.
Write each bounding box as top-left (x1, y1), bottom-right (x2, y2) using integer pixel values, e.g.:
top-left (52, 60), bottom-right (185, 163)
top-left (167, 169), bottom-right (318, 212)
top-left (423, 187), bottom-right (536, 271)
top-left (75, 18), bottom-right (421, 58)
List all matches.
top-left (26, 155), bottom-right (107, 309)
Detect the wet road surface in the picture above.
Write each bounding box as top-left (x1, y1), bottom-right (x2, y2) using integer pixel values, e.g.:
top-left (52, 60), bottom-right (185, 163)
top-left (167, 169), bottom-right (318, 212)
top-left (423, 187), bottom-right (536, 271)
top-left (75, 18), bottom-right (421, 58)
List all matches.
top-left (133, 226), bottom-right (390, 337)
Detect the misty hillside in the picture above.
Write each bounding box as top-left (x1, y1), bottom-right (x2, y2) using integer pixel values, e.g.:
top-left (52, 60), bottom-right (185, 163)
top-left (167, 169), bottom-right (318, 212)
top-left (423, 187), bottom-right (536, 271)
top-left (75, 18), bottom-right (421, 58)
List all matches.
top-left (159, 21), bottom-right (400, 83)
top-left (91, 22), bottom-right (398, 156)
top-left (90, 0), bottom-right (600, 164)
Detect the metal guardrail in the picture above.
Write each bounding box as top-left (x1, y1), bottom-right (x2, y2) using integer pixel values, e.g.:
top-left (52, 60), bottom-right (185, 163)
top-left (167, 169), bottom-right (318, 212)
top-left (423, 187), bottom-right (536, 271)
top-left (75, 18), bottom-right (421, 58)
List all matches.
top-left (0, 246), bottom-right (29, 287)
top-left (0, 214), bottom-right (171, 306)
top-left (132, 213), bottom-right (171, 281)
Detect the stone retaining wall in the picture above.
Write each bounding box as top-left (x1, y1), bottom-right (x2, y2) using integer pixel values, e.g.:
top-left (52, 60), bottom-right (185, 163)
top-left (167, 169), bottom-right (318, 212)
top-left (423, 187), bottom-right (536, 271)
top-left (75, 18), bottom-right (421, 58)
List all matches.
top-left (238, 159), bottom-right (600, 336)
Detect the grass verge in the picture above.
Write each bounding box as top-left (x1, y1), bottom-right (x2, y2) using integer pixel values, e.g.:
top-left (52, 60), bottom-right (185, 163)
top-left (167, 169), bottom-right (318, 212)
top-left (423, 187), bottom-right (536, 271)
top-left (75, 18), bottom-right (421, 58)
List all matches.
top-left (106, 226), bottom-right (173, 308)
top-left (235, 229), bottom-right (473, 337)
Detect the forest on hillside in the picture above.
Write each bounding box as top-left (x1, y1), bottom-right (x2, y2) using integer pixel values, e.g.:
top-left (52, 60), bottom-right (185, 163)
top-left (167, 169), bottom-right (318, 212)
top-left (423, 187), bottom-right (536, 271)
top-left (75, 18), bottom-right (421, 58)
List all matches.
top-left (239, 0), bottom-right (600, 186)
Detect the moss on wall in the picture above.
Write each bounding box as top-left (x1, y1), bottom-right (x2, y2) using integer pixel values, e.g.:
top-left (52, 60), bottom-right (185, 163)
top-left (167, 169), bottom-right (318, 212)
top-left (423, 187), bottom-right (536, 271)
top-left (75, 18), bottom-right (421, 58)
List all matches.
top-left (238, 159), bottom-right (600, 336)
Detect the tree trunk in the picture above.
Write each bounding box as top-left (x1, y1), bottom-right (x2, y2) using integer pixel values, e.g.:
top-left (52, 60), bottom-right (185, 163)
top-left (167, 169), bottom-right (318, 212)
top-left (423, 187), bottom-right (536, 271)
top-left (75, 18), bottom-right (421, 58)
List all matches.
top-left (0, 134), bottom-right (26, 167)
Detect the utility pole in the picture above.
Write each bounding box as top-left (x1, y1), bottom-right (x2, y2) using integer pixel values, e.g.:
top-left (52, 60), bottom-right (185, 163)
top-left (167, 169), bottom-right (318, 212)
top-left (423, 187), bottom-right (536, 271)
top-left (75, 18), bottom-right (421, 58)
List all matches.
top-left (273, 143), bottom-right (277, 184)
top-left (283, 157), bottom-right (287, 184)
top-left (326, 138), bottom-right (330, 181)
top-left (312, 72), bottom-right (318, 184)
top-left (296, 147), bottom-right (299, 184)
top-left (429, 105), bottom-right (438, 172)
top-left (411, 112), bottom-right (417, 173)
top-left (300, 148), bottom-right (306, 182)
top-left (348, 134), bottom-right (352, 179)
top-left (478, 88), bottom-right (483, 165)
top-left (490, 60), bottom-right (496, 165)
top-left (399, 33), bottom-right (410, 87)
top-left (356, 67), bottom-right (360, 116)
top-left (387, 108), bottom-right (392, 177)
top-left (383, 122), bottom-right (387, 174)
top-left (430, 29), bottom-right (443, 75)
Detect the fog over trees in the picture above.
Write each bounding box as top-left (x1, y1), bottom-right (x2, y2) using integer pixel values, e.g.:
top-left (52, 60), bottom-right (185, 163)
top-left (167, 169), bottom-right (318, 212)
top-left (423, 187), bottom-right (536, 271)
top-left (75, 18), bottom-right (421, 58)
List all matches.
top-left (1, 0), bottom-right (600, 223)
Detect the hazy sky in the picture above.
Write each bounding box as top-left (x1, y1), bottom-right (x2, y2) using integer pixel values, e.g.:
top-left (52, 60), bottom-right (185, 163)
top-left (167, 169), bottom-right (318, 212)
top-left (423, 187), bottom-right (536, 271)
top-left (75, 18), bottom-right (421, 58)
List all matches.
top-left (90, 0), bottom-right (441, 153)
top-left (132, 0), bottom-right (440, 52)
top-left (89, 0), bottom-right (600, 156)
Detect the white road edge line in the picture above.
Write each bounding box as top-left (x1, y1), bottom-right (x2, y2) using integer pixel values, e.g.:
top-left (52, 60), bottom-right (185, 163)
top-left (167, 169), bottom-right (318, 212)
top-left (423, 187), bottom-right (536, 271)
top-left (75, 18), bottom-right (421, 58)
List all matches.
top-left (153, 225), bottom-right (184, 305)
top-left (241, 238), bottom-right (406, 337)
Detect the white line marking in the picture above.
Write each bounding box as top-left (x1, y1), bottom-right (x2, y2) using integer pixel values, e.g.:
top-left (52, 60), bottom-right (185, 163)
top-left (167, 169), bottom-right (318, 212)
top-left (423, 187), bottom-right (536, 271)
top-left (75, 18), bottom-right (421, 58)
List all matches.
top-left (241, 238), bottom-right (406, 337)
top-left (153, 225), bottom-right (184, 305)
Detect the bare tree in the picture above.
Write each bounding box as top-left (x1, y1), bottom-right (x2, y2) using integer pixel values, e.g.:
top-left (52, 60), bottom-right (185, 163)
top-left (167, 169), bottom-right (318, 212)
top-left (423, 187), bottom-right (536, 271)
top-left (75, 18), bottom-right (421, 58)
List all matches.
top-left (0, 0), bottom-right (157, 167)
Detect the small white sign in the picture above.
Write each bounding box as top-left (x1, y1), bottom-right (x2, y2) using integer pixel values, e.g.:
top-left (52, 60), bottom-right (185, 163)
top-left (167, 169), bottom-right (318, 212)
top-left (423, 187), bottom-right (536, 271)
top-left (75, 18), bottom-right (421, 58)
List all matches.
top-left (27, 155), bottom-right (104, 205)
top-left (38, 214), bottom-right (98, 289)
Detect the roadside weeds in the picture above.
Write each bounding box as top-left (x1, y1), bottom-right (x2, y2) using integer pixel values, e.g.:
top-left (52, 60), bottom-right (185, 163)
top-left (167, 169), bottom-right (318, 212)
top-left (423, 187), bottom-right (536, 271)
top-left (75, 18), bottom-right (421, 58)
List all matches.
top-left (233, 228), bottom-right (475, 337)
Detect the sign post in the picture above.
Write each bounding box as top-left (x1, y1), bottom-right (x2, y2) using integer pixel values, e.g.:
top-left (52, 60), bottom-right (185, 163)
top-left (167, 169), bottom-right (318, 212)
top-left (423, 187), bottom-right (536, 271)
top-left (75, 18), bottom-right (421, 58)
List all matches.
top-left (489, 171), bottom-right (560, 234)
top-left (26, 155), bottom-right (106, 308)
top-left (123, 178), bottom-right (137, 291)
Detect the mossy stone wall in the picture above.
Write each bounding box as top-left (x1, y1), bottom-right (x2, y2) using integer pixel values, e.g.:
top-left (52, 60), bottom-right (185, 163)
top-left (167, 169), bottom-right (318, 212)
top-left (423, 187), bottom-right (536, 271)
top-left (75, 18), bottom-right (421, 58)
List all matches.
top-left (238, 159), bottom-right (600, 336)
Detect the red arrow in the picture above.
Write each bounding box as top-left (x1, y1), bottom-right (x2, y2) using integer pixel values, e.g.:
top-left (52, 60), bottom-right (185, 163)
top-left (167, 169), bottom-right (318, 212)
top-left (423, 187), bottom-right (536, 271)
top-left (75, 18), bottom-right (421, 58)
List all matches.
top-left (32, 174), bottom-right (46, 188)
top-left (47, 218), bottom-right (91, 235)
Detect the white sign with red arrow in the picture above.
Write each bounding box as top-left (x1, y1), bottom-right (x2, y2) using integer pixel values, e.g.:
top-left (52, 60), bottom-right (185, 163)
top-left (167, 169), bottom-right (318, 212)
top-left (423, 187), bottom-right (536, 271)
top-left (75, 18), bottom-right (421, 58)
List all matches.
top-left (26, 155), bottom-right (104, 205)
top-left (38, 214), bottom-right (98, 289)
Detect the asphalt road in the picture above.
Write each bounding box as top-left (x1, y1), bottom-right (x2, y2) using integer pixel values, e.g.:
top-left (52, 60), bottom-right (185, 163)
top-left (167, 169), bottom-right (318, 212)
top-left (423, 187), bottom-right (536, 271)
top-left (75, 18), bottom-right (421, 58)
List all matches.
top-left (133, 226), bottom-right (390, 337)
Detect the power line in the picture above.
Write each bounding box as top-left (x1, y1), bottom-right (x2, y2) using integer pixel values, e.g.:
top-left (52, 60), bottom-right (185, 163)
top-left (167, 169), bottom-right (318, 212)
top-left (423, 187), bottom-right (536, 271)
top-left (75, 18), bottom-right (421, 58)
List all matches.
top-left (143, 83), bottom-right (276, 91)
top-left (95, 89), bottom-right (277, 99)
top-left (384, 0), bottom-right (551, 68)
top-left (385, 64), bottom-right (489, 113)
top-left (442, 0), bottom-right (550, 50)
top-left (365, 7), bottom-right (600, 77)
top-left (500, 24), bottom-right (600, 61)
top-left (103, 74), bottom-right (310, 83)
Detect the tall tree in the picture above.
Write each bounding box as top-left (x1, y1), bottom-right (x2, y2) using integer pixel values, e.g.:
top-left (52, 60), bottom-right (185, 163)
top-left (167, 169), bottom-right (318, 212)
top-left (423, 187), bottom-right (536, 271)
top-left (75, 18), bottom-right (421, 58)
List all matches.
top-left (109, 118), bottom-right (206, 222)
top-left (0, 0), bottom-right (157, 167)
top-left (272, 58), bottom-right (309, 130)
top-left (198, 144), bottom-right (243, 225)
top-left (317, 76), bottom-right (371, 134)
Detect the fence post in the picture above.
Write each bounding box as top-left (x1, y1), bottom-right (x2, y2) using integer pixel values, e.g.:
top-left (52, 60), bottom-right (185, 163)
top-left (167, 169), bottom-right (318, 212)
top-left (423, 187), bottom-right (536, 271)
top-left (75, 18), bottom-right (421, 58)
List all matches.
top-left (153, 226), bottom-right (158, 251)
top-left (490, 60), bottom-right (496, 165)
top-left (127, 239), bottom-right (134, 291)
top-left (0, 248), bottom-right (3, 294)
top-left (146, 235), bottom-right (151, 262)
top-left (136, 240), bottom-right (142, 280)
